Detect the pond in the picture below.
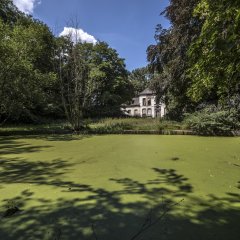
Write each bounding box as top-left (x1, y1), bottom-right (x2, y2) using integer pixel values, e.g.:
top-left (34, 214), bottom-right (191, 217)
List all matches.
top-left (0, 135), bottom-right (240, 240)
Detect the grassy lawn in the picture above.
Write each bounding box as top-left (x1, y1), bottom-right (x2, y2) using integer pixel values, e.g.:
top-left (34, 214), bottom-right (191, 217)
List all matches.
top-left (0, 135), bottom-right (240, 240)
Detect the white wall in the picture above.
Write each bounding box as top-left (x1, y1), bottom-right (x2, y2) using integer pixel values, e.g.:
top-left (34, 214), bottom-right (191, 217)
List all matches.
top-left (160, 103), bottom-right (166, 118)
top-left (122, 95), bottom-right (166, 118)
top-left (139, 95), bottom-right (156, 117)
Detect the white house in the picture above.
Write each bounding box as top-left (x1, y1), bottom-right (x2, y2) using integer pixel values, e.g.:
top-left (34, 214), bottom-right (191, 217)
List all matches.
top-left (121, 88), bottom-right (166, 118)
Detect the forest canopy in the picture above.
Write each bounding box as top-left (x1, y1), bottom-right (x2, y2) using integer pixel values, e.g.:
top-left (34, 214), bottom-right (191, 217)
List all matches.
top-left (147, 0), bottom-right (240, 120)
top-left (0, 0), bottom-right (133, 127)
top-left (0, 0), bottom-right (239, 131)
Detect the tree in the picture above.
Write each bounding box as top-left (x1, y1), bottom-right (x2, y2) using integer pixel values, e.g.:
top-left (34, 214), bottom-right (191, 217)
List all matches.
top-left (0, 17), bottom-right (56, 123)
top-left (57, 33), bottom-right (132, 130)
top-left (187, 0), bottom-right (240, 110)
top-left (56, 36), bottom-right (95, 130)
top-left (87, 41), bottom-right (133, 117)
top-left (128, 67), bottom-right (152, 95)
top-left (0, 0), bottom-right (23, 24)
top-left (147, 0), bottom-right (202, 119)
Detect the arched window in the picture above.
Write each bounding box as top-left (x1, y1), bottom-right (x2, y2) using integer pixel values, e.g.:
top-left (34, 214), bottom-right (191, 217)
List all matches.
top-left (147, 108), bottom-right (152, 116)
top-left (134, 109), bottom-right (138, 116)
top-left (142, 108), bottom-right (146, 117)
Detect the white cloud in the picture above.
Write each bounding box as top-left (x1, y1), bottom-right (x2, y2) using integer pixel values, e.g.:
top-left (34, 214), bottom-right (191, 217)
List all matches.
top-left (13, 0), bottom-right (40, 14)
top-left (59, 27), bottom-right (97, 44)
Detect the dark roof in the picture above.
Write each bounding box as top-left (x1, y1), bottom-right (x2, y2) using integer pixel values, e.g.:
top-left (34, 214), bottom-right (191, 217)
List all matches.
top-left (139, 88), bottom-right (155, 96)
top-left (124, 97), bottom-right (140, 107)
top-left (131, 97), bottom-right (140, 106)
top-left (122, 97), bottom-right (140, 107)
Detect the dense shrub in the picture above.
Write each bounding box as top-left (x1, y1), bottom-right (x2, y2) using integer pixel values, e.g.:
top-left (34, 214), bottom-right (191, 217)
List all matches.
top-left (184, 106), bottom-right (240, 135)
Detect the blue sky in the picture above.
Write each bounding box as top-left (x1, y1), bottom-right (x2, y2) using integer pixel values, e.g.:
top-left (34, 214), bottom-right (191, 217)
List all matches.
top-left (14, 0), bottom-right (170, 71)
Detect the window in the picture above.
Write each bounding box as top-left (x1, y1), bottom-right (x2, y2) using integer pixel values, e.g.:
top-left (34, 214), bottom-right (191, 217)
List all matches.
top-left (148, 98), bottom-right (151, 106)
top-left (127, 110), bottom-right (131, 115)
top-left (147, 108), bottom-right (152, 116)
top-left (142, 98), bottom-right (146, 106)
top-left (142, 108), bottom-right (146, 116)
top-left (134, 109), bottom-right (138, 116)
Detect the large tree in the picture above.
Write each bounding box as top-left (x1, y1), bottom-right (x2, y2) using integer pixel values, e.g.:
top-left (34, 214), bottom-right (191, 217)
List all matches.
top-left (147, 0), bottom-right (202, 119)
top-left (187, 0), bottom-right (240, 110)
top-left (88, 41), bottom-right (133, 116)
top-left (0, 15), bottom-right (56, 123)
top-left (57, 36), bottom-right (133, 130)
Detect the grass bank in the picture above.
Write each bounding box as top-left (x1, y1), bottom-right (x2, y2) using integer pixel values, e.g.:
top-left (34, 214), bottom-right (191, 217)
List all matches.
top-left (89, 118), bottom-right (186, 133)
top-left (1, 118), bottom-right (239, 136)
top-left (0, 118), bottom-right (187, 135)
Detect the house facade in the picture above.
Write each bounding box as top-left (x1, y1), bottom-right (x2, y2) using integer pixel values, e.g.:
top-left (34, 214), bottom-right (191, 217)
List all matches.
top-left (121, 88), bottom-right (166, 118)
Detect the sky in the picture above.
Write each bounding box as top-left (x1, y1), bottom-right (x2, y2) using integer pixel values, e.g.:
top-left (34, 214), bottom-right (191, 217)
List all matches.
top-left (13, 0), bottom-right (170, 71)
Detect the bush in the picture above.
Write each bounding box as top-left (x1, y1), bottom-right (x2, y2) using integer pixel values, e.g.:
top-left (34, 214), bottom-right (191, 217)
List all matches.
top-left (184, 106), bottom-right (240, 135)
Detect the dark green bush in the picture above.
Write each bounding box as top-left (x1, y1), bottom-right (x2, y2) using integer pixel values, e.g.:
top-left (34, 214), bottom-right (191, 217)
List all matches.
top-left (184, 107), bottom-right (240, 135)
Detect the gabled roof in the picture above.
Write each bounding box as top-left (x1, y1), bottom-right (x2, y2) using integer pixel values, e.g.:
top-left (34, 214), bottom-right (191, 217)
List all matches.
top-left (139, 88), bottom-right (155, 96)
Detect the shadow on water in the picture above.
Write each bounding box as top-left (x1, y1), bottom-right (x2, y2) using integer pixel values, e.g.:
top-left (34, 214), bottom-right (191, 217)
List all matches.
top-left (0, 136), bottom-right (239, 240)
top-left (0, 136), bottom-right (52, 155)
top-left (0, 158), bottom-right (76, 186)
top-left (170, 157), bottom-right (180, 161)
top-left (0, 134), bottom-right (91, 156)
top-left (0, 163), bottom-right (239, 239)
top-left (29, 134), bottom-right (92, 142)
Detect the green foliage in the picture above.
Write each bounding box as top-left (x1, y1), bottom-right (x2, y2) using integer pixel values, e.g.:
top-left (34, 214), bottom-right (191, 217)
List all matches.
top-left (0, 0), bottom-right (23, 24)
top-left (2, 0), bottom-right (239, 130)
top-left (148, 0), bottom-right (240, 127)
top-left (128, 67), bottom-right (151, 95)
top-left (188, 0), bottom-right (240, 105)
top-left (57, 38), bottom-right (133, 130)
top-left (147, 0), bottom-right (202, 119)
top-left (88, 42), bottom-right (133, 116)
top-left (184, 106), bottom-right (240, 135)
top-left (0, 18), bottom-right (57, 123)
top-left (0, 1), bottom-right (133, 125)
